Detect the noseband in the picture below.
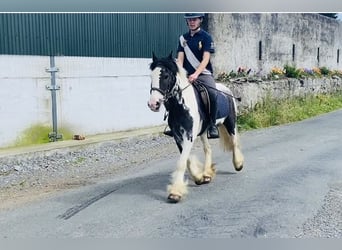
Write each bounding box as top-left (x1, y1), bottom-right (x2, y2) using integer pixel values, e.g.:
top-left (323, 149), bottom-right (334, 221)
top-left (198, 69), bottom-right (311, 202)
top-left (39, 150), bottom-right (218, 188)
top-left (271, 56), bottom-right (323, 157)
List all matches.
top-left (150, 84), bottom-right (179, 103)
top-left (150, 67), bottom-right (180, 103)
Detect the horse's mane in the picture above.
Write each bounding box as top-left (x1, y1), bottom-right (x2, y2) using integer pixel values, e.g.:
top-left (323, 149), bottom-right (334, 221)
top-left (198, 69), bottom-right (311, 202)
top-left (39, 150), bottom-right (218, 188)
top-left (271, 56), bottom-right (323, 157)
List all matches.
top-left (150, 56), bottom-right (179, 76)
top-left (150, 55), bottom-right (189, 84)
top-left (177, 64), bottom-right (189, 84)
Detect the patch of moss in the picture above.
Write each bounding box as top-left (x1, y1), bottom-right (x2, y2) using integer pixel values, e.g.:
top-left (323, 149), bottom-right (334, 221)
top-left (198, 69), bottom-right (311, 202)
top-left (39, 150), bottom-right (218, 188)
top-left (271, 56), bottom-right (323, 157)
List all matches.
top-left (13, 124), bottom-right (73, 147)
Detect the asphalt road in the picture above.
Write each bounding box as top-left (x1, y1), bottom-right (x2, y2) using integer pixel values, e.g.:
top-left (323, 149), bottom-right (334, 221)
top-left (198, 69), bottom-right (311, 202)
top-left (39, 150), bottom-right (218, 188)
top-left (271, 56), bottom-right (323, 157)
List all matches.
top-left (0, 110), bottom-right (341, 238)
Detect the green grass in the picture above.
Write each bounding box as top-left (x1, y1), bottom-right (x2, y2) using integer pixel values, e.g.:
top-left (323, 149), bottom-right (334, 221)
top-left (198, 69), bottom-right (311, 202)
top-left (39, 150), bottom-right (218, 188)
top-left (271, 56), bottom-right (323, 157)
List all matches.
top-left (12, 124), bottom-right (73, 147)
top-left (237, 91), bottom-right (342, 131)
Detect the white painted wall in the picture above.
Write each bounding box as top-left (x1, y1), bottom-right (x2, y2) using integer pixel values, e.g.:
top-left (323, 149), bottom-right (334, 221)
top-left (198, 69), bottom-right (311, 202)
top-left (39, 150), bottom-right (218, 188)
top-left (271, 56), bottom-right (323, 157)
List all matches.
top-left (0, 55), bottom-right (165, 148)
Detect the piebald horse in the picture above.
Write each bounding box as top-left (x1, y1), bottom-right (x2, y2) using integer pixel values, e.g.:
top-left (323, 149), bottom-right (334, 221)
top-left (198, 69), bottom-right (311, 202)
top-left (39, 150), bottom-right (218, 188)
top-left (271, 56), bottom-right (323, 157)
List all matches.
top-left (148, 53), bottom-right (244, 203)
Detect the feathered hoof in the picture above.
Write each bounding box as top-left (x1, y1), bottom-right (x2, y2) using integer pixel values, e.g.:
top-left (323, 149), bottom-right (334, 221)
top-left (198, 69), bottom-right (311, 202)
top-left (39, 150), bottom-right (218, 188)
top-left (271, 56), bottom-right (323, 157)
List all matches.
top-left (195, 176), bottom-right (212, 185)
top-left (167, 194), bottom-right (182, 203)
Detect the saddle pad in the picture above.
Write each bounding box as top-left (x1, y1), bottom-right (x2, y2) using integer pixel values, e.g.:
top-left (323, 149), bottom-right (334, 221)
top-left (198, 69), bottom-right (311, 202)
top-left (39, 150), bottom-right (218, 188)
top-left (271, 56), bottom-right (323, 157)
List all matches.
top-left (216, 92), bottom-right (230, 119)
top-left (194, 87), bottom-right (232, 120)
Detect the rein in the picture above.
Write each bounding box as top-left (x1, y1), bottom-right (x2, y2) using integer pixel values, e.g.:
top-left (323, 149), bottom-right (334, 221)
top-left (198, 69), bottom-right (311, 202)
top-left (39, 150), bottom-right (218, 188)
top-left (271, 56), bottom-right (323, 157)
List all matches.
top-left (150, 77), bottom-right (191, 103)
top-left (150, 77), bottom-right (241, 103)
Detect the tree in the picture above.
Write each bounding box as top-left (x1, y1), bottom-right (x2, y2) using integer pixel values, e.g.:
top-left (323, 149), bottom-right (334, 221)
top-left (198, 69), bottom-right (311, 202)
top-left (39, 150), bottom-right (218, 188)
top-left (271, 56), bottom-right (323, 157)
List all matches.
top-left (319, 13), bottom-right (338, 19)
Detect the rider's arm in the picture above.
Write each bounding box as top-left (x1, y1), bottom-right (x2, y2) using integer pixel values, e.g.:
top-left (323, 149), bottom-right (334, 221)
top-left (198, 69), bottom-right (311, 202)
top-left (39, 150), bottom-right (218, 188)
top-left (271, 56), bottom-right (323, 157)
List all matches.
top-left (188, 51), bottom-right (210, 82)
top-left (194, 51), bottom-right (210, 76)
top-left (177, 51), bottom-right (184, 67)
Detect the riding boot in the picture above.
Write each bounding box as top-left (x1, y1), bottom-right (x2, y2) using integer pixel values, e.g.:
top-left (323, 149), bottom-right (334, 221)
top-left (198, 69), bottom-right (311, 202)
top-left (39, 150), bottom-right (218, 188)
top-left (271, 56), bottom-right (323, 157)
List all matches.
top-left (207, 92), bottom-right (219, 139)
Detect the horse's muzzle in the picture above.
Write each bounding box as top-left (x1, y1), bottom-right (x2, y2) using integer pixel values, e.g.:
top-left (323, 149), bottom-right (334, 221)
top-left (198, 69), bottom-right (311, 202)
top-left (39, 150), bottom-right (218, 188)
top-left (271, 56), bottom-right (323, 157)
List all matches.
top-left (147, 100), bottom-right (161, 112)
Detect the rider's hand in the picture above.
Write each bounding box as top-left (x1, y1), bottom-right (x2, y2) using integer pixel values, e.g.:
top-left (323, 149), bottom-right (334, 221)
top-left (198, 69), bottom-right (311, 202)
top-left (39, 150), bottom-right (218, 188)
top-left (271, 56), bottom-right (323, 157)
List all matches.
top-left (189, 73), bottom-right (199, 83)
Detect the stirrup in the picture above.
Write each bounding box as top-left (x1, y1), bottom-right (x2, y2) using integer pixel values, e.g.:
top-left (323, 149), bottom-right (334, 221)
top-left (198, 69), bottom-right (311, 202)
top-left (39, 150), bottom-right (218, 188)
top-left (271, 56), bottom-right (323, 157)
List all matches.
top-left (163, 127), bottom-right (173, 137)
top-left (207, 125), bottom-right (219, 139)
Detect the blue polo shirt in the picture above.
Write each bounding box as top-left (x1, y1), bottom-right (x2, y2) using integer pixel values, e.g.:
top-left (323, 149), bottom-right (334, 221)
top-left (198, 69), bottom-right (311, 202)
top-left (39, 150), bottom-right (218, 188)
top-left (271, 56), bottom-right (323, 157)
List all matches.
top-left (177, 29), bottom-right (215, 75)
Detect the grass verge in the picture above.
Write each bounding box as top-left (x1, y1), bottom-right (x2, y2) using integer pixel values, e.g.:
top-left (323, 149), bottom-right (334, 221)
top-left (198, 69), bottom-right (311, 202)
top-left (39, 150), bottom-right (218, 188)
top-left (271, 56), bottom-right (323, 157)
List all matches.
top-left (12, 124), bottom-right (73, 147)
top-left (237, 91), bottom-right (342, 131)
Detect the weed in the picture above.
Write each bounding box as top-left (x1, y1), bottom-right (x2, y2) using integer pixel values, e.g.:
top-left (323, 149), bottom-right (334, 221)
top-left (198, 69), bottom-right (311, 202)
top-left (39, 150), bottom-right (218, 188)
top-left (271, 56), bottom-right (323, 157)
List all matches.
top-left (238, 91), bottom-right (342, 130)
top-left (284, 64), bottom-right (301, 78)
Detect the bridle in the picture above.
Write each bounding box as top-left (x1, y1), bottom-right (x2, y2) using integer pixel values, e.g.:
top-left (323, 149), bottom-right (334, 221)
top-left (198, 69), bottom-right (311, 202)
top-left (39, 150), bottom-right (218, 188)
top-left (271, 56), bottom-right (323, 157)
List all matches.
top-left (150, 67), bottom-right (191, 103)
top-left (150, 84), bottom-right (178, 103)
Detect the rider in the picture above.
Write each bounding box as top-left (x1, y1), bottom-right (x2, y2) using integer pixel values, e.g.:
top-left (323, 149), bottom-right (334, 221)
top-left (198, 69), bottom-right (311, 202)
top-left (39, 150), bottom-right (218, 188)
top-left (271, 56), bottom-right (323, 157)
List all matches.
top-left (164, 13), bottom-right (219, 139)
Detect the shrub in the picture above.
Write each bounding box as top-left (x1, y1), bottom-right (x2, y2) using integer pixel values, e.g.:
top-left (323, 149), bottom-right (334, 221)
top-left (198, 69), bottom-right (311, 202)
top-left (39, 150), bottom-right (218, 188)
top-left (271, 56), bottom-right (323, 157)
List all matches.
top-left (217, 72), bottom-right (231, 82)
top-left (319, 66), bottom-right (330, 76)
top-left (284, 64), bottom-right (301, 78)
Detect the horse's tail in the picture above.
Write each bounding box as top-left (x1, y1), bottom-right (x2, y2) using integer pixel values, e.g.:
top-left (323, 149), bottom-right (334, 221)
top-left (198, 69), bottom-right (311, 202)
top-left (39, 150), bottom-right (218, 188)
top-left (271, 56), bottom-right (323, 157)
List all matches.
top-left (218, 124), bottom-right (234, 151)
top-left (215, 83), bottom-right (240, 152)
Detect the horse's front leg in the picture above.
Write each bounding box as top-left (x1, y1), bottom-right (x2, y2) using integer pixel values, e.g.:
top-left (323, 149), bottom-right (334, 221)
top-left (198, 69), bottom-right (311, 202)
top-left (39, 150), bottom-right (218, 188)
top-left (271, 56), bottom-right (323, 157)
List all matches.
top-left (167, 138), bottom-right (193, 203)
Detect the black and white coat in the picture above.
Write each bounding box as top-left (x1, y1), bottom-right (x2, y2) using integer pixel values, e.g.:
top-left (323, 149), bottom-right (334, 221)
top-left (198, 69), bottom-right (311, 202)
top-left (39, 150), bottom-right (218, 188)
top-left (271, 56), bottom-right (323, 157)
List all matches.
top-left (148, 53), bottom-right (244, 203)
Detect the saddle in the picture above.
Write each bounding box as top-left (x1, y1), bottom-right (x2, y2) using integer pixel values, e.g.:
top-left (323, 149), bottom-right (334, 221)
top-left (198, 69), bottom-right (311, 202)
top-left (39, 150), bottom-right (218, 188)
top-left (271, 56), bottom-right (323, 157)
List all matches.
top-left (193, 83), bottom-right (232, 121)
top-left (193, 83), bottom-right (210, 125)
top-left (193, 83), bottom-right (211, 118)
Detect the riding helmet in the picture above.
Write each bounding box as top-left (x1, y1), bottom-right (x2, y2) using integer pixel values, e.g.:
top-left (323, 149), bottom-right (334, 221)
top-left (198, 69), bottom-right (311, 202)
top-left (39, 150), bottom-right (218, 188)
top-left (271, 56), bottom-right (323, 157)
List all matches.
top-left (184, 13), bottom-right (205, 19)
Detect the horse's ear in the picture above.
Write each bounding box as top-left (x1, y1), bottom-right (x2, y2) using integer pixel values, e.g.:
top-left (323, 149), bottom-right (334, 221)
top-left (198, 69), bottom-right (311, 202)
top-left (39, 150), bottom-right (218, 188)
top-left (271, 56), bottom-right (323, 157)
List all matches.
top-left (168, 51), bottom-right (173, 60)
top-left (152, 52), bottom-right (158, 62)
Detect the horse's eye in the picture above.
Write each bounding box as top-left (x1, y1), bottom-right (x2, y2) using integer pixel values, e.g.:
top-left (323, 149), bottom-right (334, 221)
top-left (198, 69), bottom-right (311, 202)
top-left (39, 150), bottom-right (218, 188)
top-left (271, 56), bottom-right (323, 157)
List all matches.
top-left (164, 75), bottom-right (169, 79)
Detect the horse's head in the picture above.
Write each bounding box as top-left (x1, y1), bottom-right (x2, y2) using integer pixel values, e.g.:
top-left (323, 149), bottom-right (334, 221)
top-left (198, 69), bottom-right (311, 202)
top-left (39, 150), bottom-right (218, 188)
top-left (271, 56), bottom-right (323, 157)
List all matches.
top-left (148, 52), bottom-right (178, 112)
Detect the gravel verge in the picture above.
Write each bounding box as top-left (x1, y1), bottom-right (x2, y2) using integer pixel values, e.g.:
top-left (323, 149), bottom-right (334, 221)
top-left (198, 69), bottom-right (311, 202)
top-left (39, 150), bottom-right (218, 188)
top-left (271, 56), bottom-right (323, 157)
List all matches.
top-left (0, 134), bottom-right (178, 210)
top-left (297, 182), bottom-right (342, 238)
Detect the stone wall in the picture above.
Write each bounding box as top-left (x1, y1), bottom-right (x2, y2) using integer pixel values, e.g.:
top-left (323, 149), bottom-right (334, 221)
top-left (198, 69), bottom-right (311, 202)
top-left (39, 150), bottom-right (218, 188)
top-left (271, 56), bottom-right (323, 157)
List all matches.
top-left (209, 13), bottom-right (342, 78)
top-left (223, 77), bottom-right (342, 111)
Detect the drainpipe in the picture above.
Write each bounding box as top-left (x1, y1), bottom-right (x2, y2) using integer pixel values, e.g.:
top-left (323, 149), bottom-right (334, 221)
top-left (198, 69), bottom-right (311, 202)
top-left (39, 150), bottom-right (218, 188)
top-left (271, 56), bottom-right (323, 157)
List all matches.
top-left (46, 56), bottom-right (62, 142)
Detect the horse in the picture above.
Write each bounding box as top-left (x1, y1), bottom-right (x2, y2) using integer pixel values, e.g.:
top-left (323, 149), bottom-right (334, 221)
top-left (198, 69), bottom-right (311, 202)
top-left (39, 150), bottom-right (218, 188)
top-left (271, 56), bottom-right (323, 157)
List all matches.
top-left (147, 52), bottom-right (244, 203)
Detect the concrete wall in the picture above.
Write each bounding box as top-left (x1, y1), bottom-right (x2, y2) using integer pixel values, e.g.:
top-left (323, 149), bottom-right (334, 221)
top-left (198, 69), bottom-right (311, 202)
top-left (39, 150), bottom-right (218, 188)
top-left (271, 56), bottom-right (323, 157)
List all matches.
top-left (0, 55), bottom-right (164, 148)
top-left (209, 13), bottom-right (342, 77)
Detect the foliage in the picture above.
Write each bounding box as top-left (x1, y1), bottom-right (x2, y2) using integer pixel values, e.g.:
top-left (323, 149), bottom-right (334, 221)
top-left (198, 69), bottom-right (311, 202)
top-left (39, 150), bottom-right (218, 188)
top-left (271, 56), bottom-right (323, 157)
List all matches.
top-left (237, 67), bottom-right (252, 77)
top-left (218, 65), bottom-right (342, 82)
top-left (319, 66), bottom-right (330, 76)
top-left (237, 91), bottom-right (342, 131)
top-left (217, 66), bottom-right (252, 81)
top-left (284, 64), bottom-right (301, 78)
top-left (217, 72), bottom-right (232, 82)
top-left (12, 124), bottom-right (73, 147)
top-left (331, 69), bottom-right (342, 78)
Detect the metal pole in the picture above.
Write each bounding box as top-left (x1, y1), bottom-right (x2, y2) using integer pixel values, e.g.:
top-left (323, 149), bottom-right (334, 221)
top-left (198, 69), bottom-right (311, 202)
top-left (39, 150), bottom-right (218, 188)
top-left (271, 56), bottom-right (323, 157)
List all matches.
top-left (46, 56), bottom-right (62, 142)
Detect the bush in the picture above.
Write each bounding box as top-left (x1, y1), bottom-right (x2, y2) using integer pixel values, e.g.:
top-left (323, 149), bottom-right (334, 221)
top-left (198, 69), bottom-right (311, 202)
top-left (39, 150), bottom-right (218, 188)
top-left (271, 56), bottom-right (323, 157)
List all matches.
top-left (284, 64), bottom-right (301, 78)
top-left (319, 66), bottom-right (330, 76)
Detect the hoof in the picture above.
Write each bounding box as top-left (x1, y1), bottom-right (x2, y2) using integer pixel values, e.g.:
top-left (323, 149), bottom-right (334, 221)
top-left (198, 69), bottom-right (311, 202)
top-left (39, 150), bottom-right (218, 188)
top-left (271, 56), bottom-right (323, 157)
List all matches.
top-left (167, 194), bottom-right (182, 203)
top-left (235, 165), bottom-right (243, 172)
top-left (195, 176), bottom-right (212, 185)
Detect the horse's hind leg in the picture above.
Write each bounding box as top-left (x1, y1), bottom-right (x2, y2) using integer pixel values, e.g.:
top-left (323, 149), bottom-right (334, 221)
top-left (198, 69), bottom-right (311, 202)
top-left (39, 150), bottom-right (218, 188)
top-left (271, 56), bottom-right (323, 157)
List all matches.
top-left (231, 131), bottom-right (244, 171)
top-left (220, 121), bottom-right (244, 171)
top-left (200, 134), bottom-right (216, 182)
top-left (187, 135), bottom-right (216, 185)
